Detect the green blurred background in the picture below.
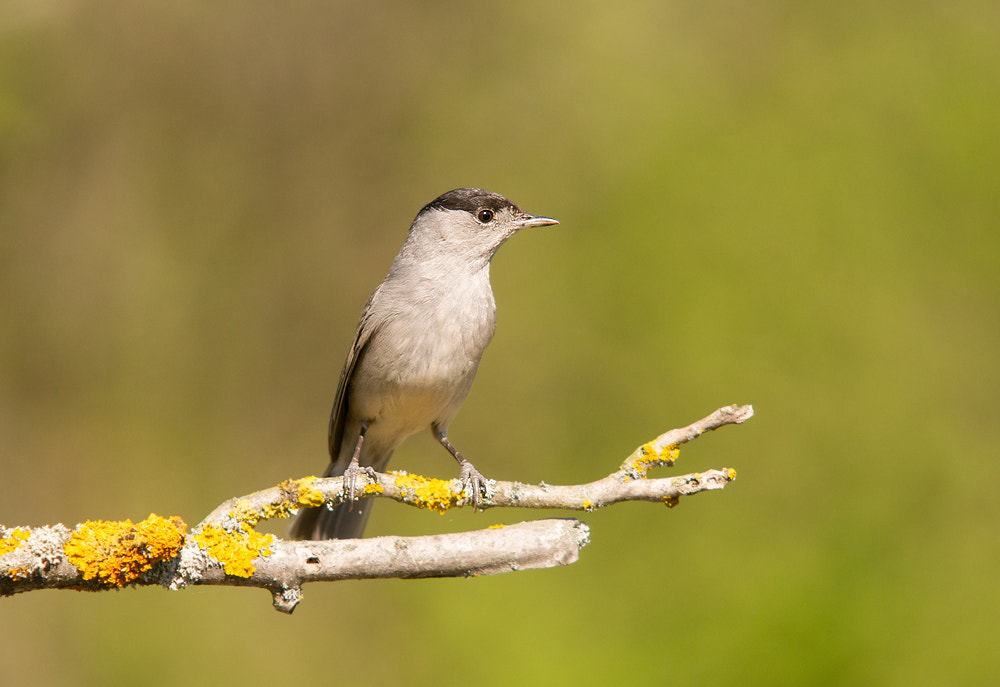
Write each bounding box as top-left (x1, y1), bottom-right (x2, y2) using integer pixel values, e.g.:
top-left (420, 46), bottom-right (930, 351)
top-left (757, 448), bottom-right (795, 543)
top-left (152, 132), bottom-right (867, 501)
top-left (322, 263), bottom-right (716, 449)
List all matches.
top-left (2, 1), bottom-right (998, 684)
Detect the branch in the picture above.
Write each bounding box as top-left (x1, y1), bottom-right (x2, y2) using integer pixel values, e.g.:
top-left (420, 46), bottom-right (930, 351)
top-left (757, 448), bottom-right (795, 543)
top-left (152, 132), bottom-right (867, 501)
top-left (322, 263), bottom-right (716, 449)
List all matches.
top-left (0, 404), bottom-right (752, 613)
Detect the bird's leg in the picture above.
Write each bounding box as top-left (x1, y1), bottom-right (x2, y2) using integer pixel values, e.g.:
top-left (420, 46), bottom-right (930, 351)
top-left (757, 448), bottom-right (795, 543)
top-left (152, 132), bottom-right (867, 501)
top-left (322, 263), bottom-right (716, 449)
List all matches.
top-left (343, 422), bottom-right (377, 509)
top-left (435, 431), bottom-right (488, 510)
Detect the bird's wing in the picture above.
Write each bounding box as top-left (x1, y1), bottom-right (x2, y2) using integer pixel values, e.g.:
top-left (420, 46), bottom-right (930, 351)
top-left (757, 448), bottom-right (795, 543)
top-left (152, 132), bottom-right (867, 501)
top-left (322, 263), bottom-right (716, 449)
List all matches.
top-left (328, 283), bottom-right (384, 460)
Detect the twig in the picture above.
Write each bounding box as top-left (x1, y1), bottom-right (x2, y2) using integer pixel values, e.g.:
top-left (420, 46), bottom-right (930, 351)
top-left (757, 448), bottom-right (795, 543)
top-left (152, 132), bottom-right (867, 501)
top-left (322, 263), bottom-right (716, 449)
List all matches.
top-left (184, 519), bottom-right (590, 613)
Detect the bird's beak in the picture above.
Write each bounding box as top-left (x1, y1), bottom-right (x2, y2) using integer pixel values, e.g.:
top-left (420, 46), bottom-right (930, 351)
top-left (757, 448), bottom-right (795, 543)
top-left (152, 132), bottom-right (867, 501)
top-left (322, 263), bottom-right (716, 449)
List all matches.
top-left (515, 214), bottom-right (559, 230)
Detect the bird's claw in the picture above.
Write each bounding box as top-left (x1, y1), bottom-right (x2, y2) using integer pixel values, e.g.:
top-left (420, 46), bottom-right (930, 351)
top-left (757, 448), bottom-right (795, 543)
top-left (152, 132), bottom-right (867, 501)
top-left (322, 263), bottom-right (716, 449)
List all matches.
top-left (459, 462), bottom-right (489, 511)
top-left (343, 459), bottom-right (378, 508)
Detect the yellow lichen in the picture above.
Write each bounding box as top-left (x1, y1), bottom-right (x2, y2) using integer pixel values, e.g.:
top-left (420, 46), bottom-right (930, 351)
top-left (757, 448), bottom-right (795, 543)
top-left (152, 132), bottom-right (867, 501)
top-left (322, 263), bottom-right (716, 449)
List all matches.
top-left (266, 476), bottom-right (329, 522)
top-left (5, 566), bottom-right (31, 580)
top-left (191, 523), bottom-right (273, 578)
top-left (258, 502), bottom-right (286, 522)
top-left (583, 499), bottom-right (594, 512)
top-left (662, 495), bottom-right (680, 508)
top-left (390, 471), bottom-right (461, 513)
top-left (631, 442), bottom-right (680, 477)
top-left (64, 514), bottom-right (186, 587)
top-left (283, 476), bottom-right (326, 509)
top-left (0, 528), bottom-right (31, 557)
top-left (488, 524), bottom-right (505, 529)
top-left (726, 468), bottom-right (737, 481)
top-left (230, 499), bottom-right (260, 526)
top-left (361, 482), bottom-right (384, 496)
top-left (224, 477), bottom-right (332, 529)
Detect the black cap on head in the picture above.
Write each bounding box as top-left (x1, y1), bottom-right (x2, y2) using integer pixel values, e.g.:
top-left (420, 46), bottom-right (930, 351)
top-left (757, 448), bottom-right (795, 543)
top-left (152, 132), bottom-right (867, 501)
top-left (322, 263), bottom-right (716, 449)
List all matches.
top-left (419, 188), bottom-right (522, 217)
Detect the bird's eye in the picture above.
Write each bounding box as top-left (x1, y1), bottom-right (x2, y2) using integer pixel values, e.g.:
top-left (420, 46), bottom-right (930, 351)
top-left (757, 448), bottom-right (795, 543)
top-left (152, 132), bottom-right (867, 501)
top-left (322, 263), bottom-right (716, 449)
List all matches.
top-left (476, 209), bottom-right (495, 224)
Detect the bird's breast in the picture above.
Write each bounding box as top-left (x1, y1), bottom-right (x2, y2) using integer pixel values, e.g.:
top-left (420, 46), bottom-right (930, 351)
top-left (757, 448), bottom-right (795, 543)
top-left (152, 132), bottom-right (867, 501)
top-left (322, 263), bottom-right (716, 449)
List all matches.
top-left (348, 271), bottom-right (497, 425)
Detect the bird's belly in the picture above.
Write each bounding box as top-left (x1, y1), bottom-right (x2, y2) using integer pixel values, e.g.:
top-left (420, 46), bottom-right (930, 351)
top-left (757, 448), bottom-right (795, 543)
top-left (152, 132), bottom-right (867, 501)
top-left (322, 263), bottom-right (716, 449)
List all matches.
top-left (348, 325), bottom-right (485, 434)
top-left (357, 380), bottom-right (450, 432)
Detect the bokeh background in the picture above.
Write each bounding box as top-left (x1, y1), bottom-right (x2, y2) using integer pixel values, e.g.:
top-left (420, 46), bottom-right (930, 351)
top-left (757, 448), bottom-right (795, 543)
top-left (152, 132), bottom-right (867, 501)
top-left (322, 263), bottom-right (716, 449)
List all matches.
top-left (2, 1), bottom-right (998, 684)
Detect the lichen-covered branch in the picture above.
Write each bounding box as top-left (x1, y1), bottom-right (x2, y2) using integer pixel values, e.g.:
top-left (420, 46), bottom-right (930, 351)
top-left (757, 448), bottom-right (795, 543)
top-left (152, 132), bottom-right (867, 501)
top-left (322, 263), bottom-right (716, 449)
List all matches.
top-left (198, 404), bottom-right (752, 524)
top-left (0, 404), bottom-right (752, 613)
top-left (0, 518), bottom-right (589, 613)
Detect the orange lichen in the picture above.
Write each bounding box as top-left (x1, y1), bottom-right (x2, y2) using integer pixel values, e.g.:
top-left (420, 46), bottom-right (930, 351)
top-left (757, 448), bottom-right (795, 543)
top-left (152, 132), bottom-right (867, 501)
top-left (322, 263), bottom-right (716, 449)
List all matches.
top-left (390, 471), bottom-right (462, 513)
top-left (0, 528), bottom-right (31, 557)
top-left (192, 524), bottom-right (273, 578)
top-left (64, 514), bottom-right (186, 587)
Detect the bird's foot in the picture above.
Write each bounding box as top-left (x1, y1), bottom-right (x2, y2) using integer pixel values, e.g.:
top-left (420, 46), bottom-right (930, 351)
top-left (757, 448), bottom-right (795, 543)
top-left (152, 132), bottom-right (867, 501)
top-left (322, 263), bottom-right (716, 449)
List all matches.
top-left (343, 458), bottom-right (378, 507)
top-left (458, 461), bottom-right (489, 510)
top-left (436, 432), bottom-right (490, 510)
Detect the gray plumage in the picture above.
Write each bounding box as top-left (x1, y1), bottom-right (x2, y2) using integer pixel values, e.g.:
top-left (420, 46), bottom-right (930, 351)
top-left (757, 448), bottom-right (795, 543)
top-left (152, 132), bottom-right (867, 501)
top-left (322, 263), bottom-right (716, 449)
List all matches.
top-left (289, 188), bottom-right (558, 540)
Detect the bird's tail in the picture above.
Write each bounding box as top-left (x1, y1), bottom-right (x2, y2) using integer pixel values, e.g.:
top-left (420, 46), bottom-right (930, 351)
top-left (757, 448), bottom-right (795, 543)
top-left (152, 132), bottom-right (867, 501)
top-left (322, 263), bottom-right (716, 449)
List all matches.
top-left (288, 449), bottom-right (393, 540)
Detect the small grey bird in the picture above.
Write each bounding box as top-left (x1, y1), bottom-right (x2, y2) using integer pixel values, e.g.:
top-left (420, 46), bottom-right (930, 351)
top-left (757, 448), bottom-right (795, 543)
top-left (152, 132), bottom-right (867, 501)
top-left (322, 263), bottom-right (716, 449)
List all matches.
top-left (289, 188), bottom-right (558, 540)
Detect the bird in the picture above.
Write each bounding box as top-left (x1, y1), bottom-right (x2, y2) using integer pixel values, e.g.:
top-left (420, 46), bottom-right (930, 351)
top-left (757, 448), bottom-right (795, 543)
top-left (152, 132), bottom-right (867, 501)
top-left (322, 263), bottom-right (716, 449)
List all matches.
top-left (289, 188), bottom-right (558, 540)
